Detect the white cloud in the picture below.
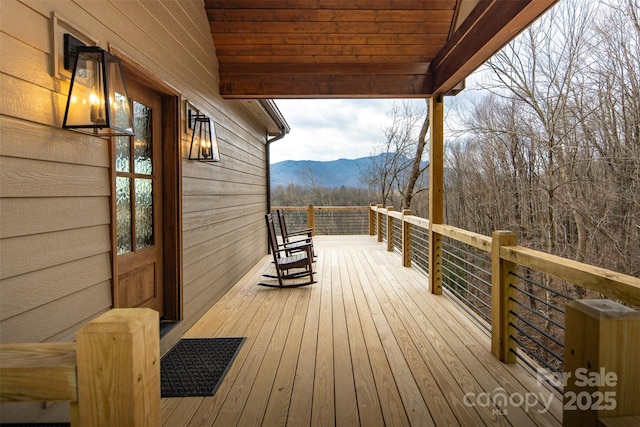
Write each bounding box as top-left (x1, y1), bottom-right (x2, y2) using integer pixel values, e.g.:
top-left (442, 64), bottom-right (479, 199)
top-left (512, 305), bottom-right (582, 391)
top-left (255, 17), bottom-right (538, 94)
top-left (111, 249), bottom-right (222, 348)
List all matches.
top-left (270, 99), bottom-right (402, 163)
top-left (269, 86), bottom-right (484, 164)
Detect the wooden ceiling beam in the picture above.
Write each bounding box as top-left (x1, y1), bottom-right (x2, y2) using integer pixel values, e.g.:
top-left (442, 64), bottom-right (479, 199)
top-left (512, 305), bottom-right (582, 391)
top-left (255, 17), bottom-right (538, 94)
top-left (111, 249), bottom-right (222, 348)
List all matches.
top-left (210, 21), bottom-right (451, 35)
top-left (430, 0), bottom-right (558, 95)
top-left (212, 33), bottom-right (449, 46)
top-left (220, 63), bottom-right (431, 75)
top-left (207, 9), bottom-right (453, 22)
top-left (215, 44), bottom-right (442, 57)
top-left (216, 55), bottom-right (433, 64)
top-left (220, 72), bottom-right (433, 99)
top-left (205, 0), bottom-right (456, 10)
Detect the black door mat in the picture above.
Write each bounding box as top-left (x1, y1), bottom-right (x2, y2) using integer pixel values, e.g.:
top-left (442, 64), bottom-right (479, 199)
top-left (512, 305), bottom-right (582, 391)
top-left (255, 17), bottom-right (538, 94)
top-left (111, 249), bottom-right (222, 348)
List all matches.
top-left (0, 424), bottom-right (70, 427)
top-left (160, 337), bottom-right (245, 398)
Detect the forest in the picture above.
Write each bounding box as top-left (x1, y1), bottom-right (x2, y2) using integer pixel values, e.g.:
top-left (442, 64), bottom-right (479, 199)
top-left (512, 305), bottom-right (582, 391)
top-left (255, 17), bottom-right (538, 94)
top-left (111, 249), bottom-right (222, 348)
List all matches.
top-left (272, 0), bottom-right (639, 278)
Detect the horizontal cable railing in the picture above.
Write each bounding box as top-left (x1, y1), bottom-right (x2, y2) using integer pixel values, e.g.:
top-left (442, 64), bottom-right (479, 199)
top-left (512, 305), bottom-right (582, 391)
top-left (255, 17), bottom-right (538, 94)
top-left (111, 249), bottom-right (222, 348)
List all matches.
top-left (440, 236), bottom-right (492, 332)
top-left (392, 215), bottom-right (403, 256)
top-left (368, 204), bottom-right (640, 402)
top-left (508, 269), bottom-right (575, 392)
top-left (273, 206), bottom-right (371, 236)
top-left (409, 224), bottom-right (429, 276)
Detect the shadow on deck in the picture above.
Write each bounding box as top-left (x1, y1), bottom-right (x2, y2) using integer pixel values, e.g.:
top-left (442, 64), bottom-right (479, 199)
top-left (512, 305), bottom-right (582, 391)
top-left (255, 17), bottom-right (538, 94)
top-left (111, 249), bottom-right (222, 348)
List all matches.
top-left (161, 236), bottom-right (562, 426)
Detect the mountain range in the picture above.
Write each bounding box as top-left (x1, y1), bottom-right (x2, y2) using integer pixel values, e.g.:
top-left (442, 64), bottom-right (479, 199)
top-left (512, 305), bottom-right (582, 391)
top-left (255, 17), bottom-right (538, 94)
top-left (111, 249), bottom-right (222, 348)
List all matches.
top-left (270, 154), bottom-right (428, 189)
top-left (270, 156), bottom-right (373, 188)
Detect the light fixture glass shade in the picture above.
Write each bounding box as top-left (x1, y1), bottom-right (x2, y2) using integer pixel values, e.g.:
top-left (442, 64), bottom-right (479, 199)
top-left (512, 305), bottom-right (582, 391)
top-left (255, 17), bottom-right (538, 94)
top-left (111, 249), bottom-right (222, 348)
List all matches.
top-left (63, 46), bottom-right (134, 136)
top-left (189, 114), bottom-right (221, 162)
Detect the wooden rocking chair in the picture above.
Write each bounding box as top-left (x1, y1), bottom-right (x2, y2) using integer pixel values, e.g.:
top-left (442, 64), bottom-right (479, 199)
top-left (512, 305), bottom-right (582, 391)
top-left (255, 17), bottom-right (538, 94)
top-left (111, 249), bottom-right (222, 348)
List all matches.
top-left (276, 208), bottom-right (316, 258)
top-left (260, 213), bottom-right (315, 288)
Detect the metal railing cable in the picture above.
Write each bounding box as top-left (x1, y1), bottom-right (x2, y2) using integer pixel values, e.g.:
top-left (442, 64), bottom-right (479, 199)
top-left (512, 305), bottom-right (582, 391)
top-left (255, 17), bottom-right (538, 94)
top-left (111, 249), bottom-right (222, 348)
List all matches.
top-left (440, 237), bottom-right (492, 327)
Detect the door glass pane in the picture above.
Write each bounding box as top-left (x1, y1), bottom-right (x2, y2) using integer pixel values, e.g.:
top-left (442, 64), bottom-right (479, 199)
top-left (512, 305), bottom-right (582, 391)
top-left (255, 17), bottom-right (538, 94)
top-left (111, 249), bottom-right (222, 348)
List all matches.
top-left (133, 101), bottom-right (153, 174)
top-left (115, 136), bottom-right (130, 172)
top-left (116, 177), bottom-right (132, 254)
top-left (135, 178), bottom-right (154, 249)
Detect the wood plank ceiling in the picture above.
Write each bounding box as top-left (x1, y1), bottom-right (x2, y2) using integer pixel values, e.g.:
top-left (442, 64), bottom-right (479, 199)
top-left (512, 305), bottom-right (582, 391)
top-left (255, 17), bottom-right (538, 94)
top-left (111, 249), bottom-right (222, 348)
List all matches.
top-left (205, 0), bottom-right (558, 99)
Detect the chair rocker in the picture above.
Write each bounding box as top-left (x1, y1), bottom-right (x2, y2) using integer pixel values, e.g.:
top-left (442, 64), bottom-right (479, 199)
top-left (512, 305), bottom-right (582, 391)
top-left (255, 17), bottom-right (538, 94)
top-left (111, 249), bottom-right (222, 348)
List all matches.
top-left (276, 208), bottom-right (316, 258)
top-left (260, 213), bottom-right (315, 288)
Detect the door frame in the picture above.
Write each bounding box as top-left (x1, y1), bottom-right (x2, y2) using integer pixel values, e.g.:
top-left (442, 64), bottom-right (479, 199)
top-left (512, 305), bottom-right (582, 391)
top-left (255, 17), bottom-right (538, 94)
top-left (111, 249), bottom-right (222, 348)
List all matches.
top-left (109, 50), bottom-right (183, 321)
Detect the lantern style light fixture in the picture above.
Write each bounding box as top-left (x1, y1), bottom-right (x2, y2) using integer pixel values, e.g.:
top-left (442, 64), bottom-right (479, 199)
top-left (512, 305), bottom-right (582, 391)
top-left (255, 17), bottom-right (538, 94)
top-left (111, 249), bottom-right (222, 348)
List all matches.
top-left (62, 34), bottom-right (134, 136)
top-left (188, 110), bottom-right (221, 163)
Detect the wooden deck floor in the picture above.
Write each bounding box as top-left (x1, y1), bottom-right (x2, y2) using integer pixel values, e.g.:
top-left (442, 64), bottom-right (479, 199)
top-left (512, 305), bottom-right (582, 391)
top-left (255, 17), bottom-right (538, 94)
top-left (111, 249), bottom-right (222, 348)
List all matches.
top-left (161, 236), bottom-right (562, 426)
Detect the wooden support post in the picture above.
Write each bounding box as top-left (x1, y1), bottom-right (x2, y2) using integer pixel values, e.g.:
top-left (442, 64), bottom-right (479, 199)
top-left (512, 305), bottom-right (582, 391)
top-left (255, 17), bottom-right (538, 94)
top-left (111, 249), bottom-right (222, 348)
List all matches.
top-left (307, 204), bottom-right (315, 235)
top-left (563, 300), bottom-right (640, 426)
top-left (491, 230), bottom-right (517, 363)
top-left (369, 204), bottom-right (376, 236)
top-left (376, 204), bottom-right (383, 243)
top-left (386, 206), bottom-right (394, 252)
top-left (76, 308), bottom-right (160, 427)
top-left (428, 95), bottom-right (444, 295)
top-left (402, 209), bottom-right (412, 267)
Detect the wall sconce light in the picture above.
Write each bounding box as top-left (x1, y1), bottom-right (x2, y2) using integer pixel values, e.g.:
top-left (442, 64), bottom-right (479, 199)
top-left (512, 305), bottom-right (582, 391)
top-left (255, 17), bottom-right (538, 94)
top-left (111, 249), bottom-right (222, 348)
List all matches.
top-left (188, 110), bottom-right (221, 163)
top-left (62, 34), bottom-right (134, 136)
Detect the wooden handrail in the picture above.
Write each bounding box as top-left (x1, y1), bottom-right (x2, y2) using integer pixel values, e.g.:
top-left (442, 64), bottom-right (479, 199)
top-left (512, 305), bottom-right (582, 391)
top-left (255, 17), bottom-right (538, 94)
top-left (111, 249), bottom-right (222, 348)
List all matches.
top-left (501, 246), bottom-right (640, 307)
top-left (276, 205), bottom-right (370, 211)
top-left (0, 343), bottom-right (77, 403)
top-left (431, 223), bottom-right (492, 252)
top-left (0, 308), bottom-right (159, 427)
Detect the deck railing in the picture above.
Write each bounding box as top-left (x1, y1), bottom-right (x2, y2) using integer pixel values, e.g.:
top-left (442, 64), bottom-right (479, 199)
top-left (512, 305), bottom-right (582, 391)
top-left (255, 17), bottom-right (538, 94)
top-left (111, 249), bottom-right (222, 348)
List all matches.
top-left (273, 205), bottom-right (371, 235)
top-left (368, 204), bottom-right (640, 424)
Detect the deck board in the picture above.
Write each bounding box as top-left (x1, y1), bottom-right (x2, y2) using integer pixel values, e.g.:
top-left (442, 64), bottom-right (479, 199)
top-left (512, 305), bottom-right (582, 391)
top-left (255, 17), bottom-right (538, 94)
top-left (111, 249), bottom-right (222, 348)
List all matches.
top-left (162, 236), bottom-right (563, 426)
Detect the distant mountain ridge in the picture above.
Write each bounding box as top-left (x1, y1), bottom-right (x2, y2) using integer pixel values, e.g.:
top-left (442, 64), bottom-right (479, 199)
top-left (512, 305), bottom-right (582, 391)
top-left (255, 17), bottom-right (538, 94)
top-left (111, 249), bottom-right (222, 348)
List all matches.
top-left (271, 157), bottom-right (373, 188)
top-left (270, 154), bottom-right (428, 189)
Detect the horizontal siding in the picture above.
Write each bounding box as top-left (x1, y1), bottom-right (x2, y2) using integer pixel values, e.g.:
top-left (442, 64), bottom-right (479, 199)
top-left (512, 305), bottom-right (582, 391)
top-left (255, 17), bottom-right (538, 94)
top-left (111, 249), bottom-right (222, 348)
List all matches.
top-left (0, 225), bottom-right (112, 280)
top-left (0, 281), bottom-right (112, 343)
top-left (1, 0), bottom-right (272, 421)
top-left (0, 197), bottom-right (110, 239)
top-left (0, 253), bottom-right (111, 321)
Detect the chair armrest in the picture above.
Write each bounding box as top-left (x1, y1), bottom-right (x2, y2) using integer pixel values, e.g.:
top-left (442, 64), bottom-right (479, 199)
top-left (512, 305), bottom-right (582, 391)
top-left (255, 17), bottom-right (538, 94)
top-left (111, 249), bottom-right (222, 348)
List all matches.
top-left (287, 228), bottom-right (313, 237)
top-left (278, 240), bottom-right (312, 250)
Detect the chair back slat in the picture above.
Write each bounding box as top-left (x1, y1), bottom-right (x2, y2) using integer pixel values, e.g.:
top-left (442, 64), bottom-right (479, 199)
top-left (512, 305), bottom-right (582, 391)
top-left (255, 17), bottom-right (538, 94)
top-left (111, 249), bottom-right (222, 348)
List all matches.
top-left (265, 214), bottom-right (280, 263)
top-left (276, 209), bottom-right (288, 240)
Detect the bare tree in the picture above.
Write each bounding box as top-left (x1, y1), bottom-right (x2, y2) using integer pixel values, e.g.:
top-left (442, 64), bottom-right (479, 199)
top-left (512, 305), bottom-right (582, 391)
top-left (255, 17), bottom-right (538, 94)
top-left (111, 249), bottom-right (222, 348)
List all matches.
top-left (402, 99), bottom-right (430, 210)
top-left (447, 0), bottom-right (639, 276)
top-left (360, 100), bottom-right (429, 210)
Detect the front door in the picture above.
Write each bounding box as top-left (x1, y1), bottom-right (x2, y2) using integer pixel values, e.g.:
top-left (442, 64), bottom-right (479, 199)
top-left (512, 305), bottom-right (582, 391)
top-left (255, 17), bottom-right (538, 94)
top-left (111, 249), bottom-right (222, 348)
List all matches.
top-left (114, 80), bottom-right (163, 315)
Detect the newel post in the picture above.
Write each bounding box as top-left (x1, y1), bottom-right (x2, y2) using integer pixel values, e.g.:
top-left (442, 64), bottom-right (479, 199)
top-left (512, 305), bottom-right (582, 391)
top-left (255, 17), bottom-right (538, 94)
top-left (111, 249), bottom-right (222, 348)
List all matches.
top-left (76, 308), bottom-right (160, 427)
top-left (307, 204), bottom-right (315, 235)
top-left (369, 204), bottom-right (376, 236)
top-left (376, 204), bottom-right (383, 242)
top-left (491, 230), bottom-right (517, 363)
top-left (386, 206), bottom-right (394, 252)
top-left (402, 210), bottom-right (412, 267)
top-left (563, 300), bottom-right (640, 426)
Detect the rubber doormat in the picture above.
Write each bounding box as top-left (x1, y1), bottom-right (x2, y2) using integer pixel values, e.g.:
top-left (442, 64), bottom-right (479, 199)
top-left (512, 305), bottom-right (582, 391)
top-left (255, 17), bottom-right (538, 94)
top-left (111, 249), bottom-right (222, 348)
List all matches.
top-left (160, 337), bottom-right (245, 397)
top-left (0, 424), bottom-right (70, 427)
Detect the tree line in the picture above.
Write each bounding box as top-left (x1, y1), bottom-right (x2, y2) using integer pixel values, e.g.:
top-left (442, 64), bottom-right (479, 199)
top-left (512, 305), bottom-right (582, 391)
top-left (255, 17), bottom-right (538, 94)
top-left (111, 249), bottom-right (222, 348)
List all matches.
top-left (445, 0), bottom-right (639, 276)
